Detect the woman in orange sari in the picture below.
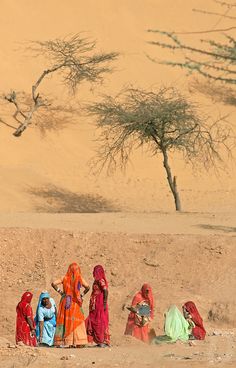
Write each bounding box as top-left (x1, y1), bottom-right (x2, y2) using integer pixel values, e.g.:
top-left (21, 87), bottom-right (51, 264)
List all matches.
top-left (124, 284), bottom-right (154, 343)
top-left (52, 263), bottom-right (90, 347)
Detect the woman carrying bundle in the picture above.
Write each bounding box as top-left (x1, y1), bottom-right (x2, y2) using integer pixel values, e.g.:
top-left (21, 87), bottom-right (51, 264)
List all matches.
top-left (124, 283), bottom-right (154, 343)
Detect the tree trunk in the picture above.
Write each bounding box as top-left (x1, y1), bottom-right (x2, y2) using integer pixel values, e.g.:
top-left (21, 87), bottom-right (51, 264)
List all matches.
top-left (161, 149), bottom-right (182, 211)
top-left (13, 105), bottom-right (38, 137)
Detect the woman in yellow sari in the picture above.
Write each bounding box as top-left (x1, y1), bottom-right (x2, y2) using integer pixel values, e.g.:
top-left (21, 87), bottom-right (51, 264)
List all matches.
top-left (52, 263), bottom-right (90, 347)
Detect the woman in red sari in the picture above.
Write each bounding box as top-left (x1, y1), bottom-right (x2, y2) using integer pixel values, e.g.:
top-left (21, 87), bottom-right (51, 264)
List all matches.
top-left (183, 301), bottom-right (206, 340)
top-left (86, 265), bottom-right (110, 347)
top-left (124, 283), bottom-right (154, 343)
top-left (16, 291), bottom-right (37, 346)
top-left (52, 262), bottom-right (90, 347)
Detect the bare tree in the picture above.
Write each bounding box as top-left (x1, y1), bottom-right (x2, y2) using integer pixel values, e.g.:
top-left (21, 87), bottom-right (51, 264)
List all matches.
top-left (147, 1), bottom-right (236, 88)
top-left (1, 34), bottom-right (119, 137)
top-left (88, 87), bottom-right (234, 211)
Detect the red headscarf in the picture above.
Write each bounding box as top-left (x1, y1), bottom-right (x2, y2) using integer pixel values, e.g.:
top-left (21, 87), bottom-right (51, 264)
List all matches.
top-left (19, 292), bottom-right (33, 305)
top-left (16, 292), bottom-right (33, 313)
top-left (63, 262), bottom-right (83, 305)
top-left (132, 283), bottom-right (154, 319)
top-left (183, 301), bottom-right (206, 340)
top-left (93, 265), bottom-right (108, 287)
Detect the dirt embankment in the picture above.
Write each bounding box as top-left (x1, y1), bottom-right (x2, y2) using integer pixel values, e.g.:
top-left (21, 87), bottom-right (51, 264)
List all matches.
top-left (0, 227), bottom-right (236, 367)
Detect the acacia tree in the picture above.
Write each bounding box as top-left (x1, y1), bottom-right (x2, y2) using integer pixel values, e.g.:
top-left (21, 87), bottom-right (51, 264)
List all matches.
top-left (148, 1), bottom-right (236, 92)
top-left (88, 87), bottom-right (233, 211)
top-left (0, 34), bottom-right (118, 137)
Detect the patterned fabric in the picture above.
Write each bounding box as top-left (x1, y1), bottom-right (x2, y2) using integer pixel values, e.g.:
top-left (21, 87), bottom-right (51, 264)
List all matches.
top-left (54, 263), bottom-right (86, 346)
top-left (35, 292), bottom-right (56, 346)
top-left (16, 292), bottom-right (37, 346)
top-left (183, 301), bottom-right (206, 340)
top-left (89, 278), bottom-right (107, 312)
top-left (86, 265), bottom-right (110, 345)
top-left (124, 284), bottom-right (154, 343)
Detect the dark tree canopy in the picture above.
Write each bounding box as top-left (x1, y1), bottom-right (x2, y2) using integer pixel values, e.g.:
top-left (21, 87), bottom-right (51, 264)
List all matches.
top-left (89, 87), bottom-right (232, 170)
top-left (88, 87), bottom-right (234, 210)
top-left (29, 34), bottom-right (119, 93)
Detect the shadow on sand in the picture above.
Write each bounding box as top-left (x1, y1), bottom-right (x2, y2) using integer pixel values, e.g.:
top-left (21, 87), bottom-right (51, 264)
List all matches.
top-left (28, 184), bottom-right (117, 213)
top-left (196, 224), bottom-right (236, 233)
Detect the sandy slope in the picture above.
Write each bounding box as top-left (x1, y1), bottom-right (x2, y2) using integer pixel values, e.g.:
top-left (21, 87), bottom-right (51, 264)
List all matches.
top-left (0, 217), bottom-right (235, 367)
top-left (0, 0), bottom-right (235, 214)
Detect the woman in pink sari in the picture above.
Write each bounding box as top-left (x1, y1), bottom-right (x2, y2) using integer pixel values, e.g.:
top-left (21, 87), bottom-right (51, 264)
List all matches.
top-left (86, 265), bottom-right (110, 347)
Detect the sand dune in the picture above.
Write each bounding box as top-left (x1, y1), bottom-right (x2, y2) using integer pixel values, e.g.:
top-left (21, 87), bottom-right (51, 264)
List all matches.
top-left (0, 0), bottom-right (235, 213)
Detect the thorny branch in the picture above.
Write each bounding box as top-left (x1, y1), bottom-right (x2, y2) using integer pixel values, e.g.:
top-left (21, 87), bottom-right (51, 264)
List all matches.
top-left (88, 87), bottom-right (234, 174)
top-left (148, 1), bottom-right (236, 87)
top-left (1, 34), bottom-right (119, 137)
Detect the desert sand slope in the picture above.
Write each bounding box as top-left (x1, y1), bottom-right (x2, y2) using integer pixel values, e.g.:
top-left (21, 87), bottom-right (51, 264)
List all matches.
top-left (0, 0), bottom-right (235, 214)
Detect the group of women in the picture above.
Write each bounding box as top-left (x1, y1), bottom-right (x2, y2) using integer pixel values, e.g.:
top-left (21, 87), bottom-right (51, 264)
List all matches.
top-left (16, 263), bottom-right (109, 348)
top-left (16, 263), bottom-right (206, 348)
top-left (124, 283), bottom-right (206, 344)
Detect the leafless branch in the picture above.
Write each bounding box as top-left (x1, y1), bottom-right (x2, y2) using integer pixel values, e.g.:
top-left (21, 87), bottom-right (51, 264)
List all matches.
top-left (192, 8), bottom-right (236, 19)
top-left (176, 26), bottom-right (236, 35)
top-left (148, 31), bottom-right (236, 62)
top-left (214, 1), bottom-right (236, 8)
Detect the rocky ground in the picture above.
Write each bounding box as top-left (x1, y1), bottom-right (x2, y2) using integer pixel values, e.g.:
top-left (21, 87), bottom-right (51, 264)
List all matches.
top-left (0, 217), bottom-right (235, 367)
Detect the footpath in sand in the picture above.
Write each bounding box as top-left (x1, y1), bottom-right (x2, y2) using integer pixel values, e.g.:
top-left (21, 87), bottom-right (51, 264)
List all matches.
top-left (0, 212), bottom-right (236, 367)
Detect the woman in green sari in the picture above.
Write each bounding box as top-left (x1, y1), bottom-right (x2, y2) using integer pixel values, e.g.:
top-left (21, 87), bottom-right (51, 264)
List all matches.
top-left (152, 305), bottom-right (191, 344)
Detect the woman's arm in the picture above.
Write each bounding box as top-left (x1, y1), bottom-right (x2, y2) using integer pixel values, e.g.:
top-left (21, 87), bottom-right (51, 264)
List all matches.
top-left (81, 278), bottom-right (90, 298)
top-left (39, 321), bottom-right (44, 343)
top-left (103, 289), bottom-right (108, 311)
top-left (26, 316), bottom-right (36, 336)
top-left (51, 278), bottom-right (64, 296)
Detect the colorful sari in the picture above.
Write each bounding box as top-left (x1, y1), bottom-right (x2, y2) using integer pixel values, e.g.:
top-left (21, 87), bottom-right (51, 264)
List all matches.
top-left (183, 301), bottom-right (206, 340)
top-left (152, 305), bottom-right (190, 344)
top-left (124, 284), bottom-right (154, 343)
top-left (86, 265), bottom-right (110, 346)
top-left (35, 292), bottom-right (56, 346)
top-left (16, 292), bottom-right (37, 346)
top-left (54, 263), bottom-right (87, 346)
